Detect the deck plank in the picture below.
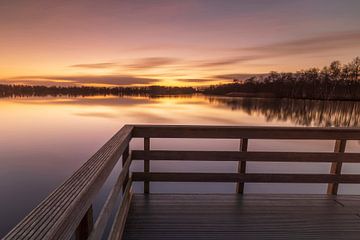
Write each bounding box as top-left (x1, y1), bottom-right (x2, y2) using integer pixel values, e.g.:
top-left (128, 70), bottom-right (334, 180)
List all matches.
top-left (123, 194), bottom-right (360, 240)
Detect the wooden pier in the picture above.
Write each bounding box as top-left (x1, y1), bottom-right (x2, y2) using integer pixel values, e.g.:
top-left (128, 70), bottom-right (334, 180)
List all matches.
top-left (4, 125), bottom-right (360, 239)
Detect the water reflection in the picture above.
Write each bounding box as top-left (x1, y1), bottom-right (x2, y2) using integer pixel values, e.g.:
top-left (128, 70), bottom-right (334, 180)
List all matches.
top-left (1, 95), bottom-right (360, 237)
top-left (2, 95), bottom-right (360, 127)
top-left (3, 95), bottom-right (360, 127)
top-left (208, 97), bottom-right (360, 127)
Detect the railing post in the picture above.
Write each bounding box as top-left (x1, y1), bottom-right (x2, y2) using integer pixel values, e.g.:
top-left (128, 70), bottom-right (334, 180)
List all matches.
top-left (75, 205), bottom-right (94, 240)
top-left (144, 137), bottom-right (150, 194)
top-left (236, 138), bottom-right (248, 194)
top-left (122, 145), bottom-right (130, 193)
top-left (327, 139), bottom-right (347, 195)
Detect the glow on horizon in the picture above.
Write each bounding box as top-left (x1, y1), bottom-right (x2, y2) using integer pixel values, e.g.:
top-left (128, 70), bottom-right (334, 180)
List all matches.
top-left (1, 0), bottom-right (360, 87)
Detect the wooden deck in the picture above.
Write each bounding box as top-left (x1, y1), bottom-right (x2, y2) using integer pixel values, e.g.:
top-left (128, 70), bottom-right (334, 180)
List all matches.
top-left (4, 125), bottom-right (360, 240)
top-left (124, 194), bottom-right (360, 240)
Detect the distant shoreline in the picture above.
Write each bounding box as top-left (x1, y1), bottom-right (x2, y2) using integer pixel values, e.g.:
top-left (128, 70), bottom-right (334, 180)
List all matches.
top-left (2, 57), bottom-right (359, 101)
top-left (1, 84), bottom-right (360, 102)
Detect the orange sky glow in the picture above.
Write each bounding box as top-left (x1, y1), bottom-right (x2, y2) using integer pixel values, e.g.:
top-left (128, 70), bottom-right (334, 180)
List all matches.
top-left (1, 0), bottom-right (360, 87)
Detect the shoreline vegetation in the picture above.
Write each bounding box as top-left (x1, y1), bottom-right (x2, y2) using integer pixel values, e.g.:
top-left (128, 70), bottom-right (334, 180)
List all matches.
top-left (1, 57), bottom-right (359, 101)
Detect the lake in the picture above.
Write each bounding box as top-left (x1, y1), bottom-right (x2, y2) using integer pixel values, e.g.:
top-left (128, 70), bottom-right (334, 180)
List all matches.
top-left (1, 94), bottom-right (360, 237)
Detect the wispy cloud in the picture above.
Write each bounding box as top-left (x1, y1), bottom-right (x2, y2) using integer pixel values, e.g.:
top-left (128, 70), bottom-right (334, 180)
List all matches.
top-left (243, 31), bottom-right (360, 57)
top-left (6, 30), bottom-right (359, 88)
top-left (176, 78), bottom-right (216, 83)
top-left (2, 75), bottom-right (159, 87)
top-left (195, 56), bottom-right (260, 68)
top-left (195, 31), bottom-right (360, 68)
top-left (69, 57), bottom-right (180, 71)
top-left (68, 31), bottom-right (360, 75)
top-left (125, 57), bottom-right (179, 70)
top-left (214, 73), bottom-right (267, 80)
top-left (70, 62), bottom-right (118, 69)
top-left (125, 44), bottom-right (232, 53)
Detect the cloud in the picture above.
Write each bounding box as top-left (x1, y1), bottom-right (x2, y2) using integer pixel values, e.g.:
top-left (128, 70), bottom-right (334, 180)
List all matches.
top-left (195, 56), bottom-right (260, 68)
top-left (125, 44), bottom-right (231, 53)
top-left (175, 78), bottom-right (216, 83)
top-left (193, 31), bottom-right (360, 68)
top-left (70, 62), bottom-right (118, 69)
top-left (214, 73), bottom-right (267, 80)
top-left (125, 57), bottom-right (179, 70)
top-left (107, 31), bottom-right (360, 71)
top-left (243, 31), bottom-right (360, 57)
top-left (69, 57), bottom-right (180, 71)
top-left (2, 75), bottom-right (159, 87)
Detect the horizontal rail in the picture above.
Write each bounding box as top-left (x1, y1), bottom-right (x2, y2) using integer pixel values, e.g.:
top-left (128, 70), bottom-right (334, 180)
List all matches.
top-left (5, 125), bottom-right (360, 240)
top-left (132, 172), bottom-right (360, 183)
top-left (132, 150), bottom-right (360, 162)
top-left (88, 155), bottom-right (132, 240)
top-left (132, 125), bottom-right (360, 139)
top-left (4, 125), bottom-right (133, 240)
top-left (108, 178), bottom-right (133, 240)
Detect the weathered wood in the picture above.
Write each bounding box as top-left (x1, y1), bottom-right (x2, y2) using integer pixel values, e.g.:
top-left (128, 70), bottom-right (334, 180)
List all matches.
top-left (132, 150), bottom-right (360, 162)
top-left (132, 172), bottom-right (360, 183)
top-left (6, 125), bottom-right (360, 240)
top-left (3, 125), bottom-right (133, 240)
top-left (327, 139), bottom-right (347, 195)
top-left (236, 138), bottom-right (248, 194)
top-left (123, 194), bottom-right (360, 240)
top-left (122, 146), bottom-right (130, 193)
top-left (144, 137), bottom-right (150, 194)
top-left (132, 125), bottom-right (360, 139)
top-left (75, 205), bottom-right (93, 240)
top-left (88, 155), bottom-right (132, 240)
top-left (108, 179), bottom-right (133, 240)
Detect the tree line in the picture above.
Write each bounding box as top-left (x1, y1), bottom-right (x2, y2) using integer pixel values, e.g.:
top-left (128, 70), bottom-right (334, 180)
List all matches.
top-left (203, 57), bottom-right (360, 100)
top-left (0, 85), bottom-right (196, 98)
top-left (1, 57), bottom-right (360, 100)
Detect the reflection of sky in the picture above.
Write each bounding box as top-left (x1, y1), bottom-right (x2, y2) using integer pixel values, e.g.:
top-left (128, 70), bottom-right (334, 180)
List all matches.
top-left (1, 95), bottom-right (360, 237)
top-left (2, 95), bottom-right (360, 127)
top-left (1, 1), bottom-right (360, 86)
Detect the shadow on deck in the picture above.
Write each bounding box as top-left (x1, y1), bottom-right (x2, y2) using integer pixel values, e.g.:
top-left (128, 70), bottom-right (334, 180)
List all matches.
top-left (124, 194), bottom-right (360, 240)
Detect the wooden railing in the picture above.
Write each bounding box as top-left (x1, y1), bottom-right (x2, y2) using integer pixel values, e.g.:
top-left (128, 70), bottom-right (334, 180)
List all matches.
top-left (131, 125), bottom-right (360, 194)
top-left (4, 125), bottom-right (360, 240)
top-left (4, 125), bottom-right (133, 240)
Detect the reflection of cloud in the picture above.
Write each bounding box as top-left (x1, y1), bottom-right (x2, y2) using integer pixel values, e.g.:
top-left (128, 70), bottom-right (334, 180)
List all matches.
top-left (13, 96), bottom-right (150, 106)
top-left (128, 111), bottom-right (173, 122)
top-left (243, 31), bottom-right (360, 57)
top-left (70, 62), bottom-right (118, 69)
top-left (2, 75), bottom-right (159, 87)
top-left (125, 57), bottom-right (179, 70)
top-left (74, 112), bottom-right (118, 119)
top-left (193, 114), bottom-right (241, 125)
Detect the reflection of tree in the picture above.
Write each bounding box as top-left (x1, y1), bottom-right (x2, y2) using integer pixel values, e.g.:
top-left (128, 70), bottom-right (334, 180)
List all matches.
top-left (208, 97), bottom-right (360, 127)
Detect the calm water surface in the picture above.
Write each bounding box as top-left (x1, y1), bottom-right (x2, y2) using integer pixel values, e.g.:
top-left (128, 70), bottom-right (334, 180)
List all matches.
top-left (1, 95), bottom-right (360, 237)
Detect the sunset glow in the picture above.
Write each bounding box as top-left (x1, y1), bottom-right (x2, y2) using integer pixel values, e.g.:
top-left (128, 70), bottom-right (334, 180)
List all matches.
top-left (1, 0), bottom-right (360, 86)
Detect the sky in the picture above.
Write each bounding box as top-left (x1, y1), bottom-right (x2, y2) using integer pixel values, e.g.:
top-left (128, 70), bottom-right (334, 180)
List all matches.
top-left (0, 0), bottom-right (360, 87)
